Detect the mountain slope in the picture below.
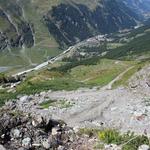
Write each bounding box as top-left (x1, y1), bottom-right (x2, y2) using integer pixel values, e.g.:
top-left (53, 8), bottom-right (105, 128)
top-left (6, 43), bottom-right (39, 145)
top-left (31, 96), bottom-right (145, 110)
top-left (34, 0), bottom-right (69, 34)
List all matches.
top-left (0, 0), bottom-right (34, 50)
top-left (123, 0), bottom-right (150, 17)
top-left (0, 0), bottom-right (144, 70)
top-left (45, 0), bottom-right (140, 47)
top-left (105, 25), bottom-right (150, 59)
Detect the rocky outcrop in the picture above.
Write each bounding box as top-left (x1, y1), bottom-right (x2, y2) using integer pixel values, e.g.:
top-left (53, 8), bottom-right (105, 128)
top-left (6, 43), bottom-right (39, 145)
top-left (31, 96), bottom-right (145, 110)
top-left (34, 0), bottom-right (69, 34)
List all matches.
top-left (0, 107), bottom-right (97, 150)
top-left (0, 1), bottom-right (34, 51)
top-left (0, 75), bottom-right (22, 85)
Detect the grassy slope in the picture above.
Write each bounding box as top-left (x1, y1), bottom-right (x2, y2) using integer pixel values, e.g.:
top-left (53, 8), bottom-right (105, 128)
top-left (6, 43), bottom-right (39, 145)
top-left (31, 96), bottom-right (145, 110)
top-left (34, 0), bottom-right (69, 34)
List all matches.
top-left (70, 59), bottom-right (133, 86)
top-left (101, 26), bottom-right (150, 87)
top-left (79, 128), bottom-right (150, 150)
top-left (0, 58), bottom-right (135, 106)
top-left (112, 60), bottom-right (149, 88)
top-left (0, 0), bottom-right (63, 67)
top-left (105, 25), bottom-right (150, 59)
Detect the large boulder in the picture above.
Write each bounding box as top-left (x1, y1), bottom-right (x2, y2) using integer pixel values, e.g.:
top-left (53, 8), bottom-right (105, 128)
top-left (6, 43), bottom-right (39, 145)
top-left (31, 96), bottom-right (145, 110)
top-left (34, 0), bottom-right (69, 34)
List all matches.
top-left (138, 145), bottom-right (150, 150)
top-left (22, 137), bottom-right (32, 149)
top-left (42, 139), bottom-right (51, 149)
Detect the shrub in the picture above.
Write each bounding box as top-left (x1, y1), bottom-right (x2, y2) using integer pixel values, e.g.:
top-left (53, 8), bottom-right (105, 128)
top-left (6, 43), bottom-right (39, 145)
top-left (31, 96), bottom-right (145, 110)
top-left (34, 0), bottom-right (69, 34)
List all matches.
top-left (122, 135), bottom-right (149, 150)
top-left (98, 129), bottom-right (150, 150)
top-left (50, 56), bottom-right (100, 73)
top-left (98, 129), bottom-right (122, 144)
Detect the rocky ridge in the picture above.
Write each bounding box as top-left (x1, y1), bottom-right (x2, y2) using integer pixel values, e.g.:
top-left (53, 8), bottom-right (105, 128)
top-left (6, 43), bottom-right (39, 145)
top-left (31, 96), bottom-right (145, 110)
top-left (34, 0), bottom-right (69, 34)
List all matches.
top-left (0, 107), bottom-right (98, 150)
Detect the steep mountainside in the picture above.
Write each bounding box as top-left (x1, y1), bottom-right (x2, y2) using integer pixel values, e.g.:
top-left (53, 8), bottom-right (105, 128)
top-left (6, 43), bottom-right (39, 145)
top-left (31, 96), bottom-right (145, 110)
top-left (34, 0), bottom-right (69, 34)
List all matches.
top-left (44, 0), bottom-right (140, 47)
top-left (0, 0), bottom-right (145, 68)
top-left (0, 0), bottom-right (34, 50)
top-left (105, 24), bottom-right (150, 59)
top-left (123, 0), bottom-right (150, 17)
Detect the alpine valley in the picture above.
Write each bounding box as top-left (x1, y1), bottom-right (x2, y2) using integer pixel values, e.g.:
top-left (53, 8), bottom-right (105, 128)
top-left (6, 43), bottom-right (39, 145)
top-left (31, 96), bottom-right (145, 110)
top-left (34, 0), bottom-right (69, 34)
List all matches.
top-left (0, 0), bottom-right (149, 71)
top-left (0, 0), bottom-right (150, 150)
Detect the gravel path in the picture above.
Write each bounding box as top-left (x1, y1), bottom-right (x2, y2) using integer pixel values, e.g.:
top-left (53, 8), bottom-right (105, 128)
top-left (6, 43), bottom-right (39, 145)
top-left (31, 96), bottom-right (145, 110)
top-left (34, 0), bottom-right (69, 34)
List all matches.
top-left (102, 66), bottom-right (134, 90)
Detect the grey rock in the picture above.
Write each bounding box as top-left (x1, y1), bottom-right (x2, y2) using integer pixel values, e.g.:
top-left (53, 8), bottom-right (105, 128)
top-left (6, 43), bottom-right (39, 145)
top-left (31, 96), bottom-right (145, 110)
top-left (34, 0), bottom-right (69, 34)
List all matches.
top-left (5, 101), bottom-right (16, 110)
top-left (18, 147), bottom-right (26, 150)
top-left (11, 129), bottom-right (21, 138)
top-left (73, 126), bottom-right (79, 133)
top-left (42, 139), bottom-right (51, 149)
top-left (48, 135), bottom-right (59, 148)
top-left (19, 96), bottom-right (29, 103)
top-left (138, 145), bottom-right (150, 150)
top-left (58, 145), bottom-right (65, 150)
top-left (40, 91), bottom-right (46, 97)
top-left (32, 143), bottom-right (41, 147)
top-left (0, 145), bottom-right (6, 150)
top-left (51, 127), bottom-right (60, 136)
top-left (32, 115), bottom-right (43, 127)
top-left (22, 137), bottom-right (31, 148)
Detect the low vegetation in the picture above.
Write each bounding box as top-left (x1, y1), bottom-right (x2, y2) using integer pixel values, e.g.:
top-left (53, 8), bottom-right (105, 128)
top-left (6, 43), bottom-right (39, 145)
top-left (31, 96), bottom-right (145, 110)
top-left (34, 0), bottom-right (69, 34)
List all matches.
top-left (16, 77), bottom-right (85, 95)
top-left (0, 77), bottom-right (84, 107)
top-left (98, 129), bottom-right (150, 150)
top-left (0, 73), bottom-right (6, 83)
top-left (105, 26), bottom-right (150, 60)
top-left (79, 128), bottom-right (150, 150)
top-left (40, 99), bottom-right (74, 109)
top-left (50, 56), bottom-right (101, 73)
top-left (70, 59), bottom-right (133, 86)
top-left (0, 90), bottom-right (17, 107)
top-left (144, 97), bottom-right (150, 106)
top-left (112, 61), bottom-right (148, 88)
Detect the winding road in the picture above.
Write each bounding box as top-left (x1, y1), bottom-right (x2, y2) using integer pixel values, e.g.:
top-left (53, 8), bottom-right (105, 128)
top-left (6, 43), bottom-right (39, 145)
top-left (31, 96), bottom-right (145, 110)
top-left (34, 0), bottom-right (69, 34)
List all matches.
top-left (13, 46), bottom-right (74, 76)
